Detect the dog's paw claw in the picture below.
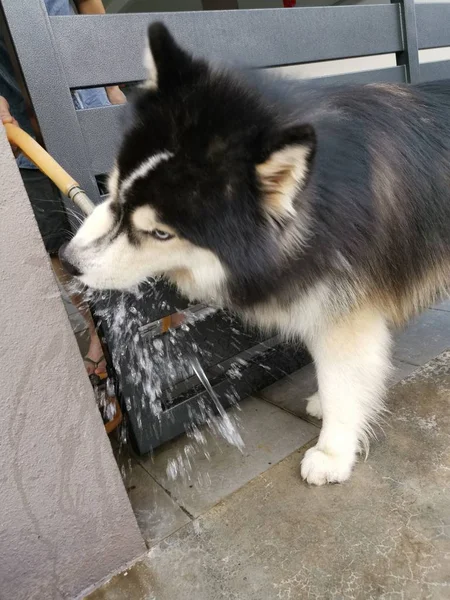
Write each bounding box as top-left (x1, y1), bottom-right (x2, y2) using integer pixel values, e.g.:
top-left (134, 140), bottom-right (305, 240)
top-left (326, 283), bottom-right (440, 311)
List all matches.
top-left (305, 392), bottom-right (323, 419)
top-left (300, 446), bottom-right (354, 485)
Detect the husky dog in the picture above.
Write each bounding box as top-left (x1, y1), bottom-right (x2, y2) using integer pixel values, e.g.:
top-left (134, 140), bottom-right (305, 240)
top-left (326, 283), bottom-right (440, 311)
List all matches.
top-left (61, 23), bottom-right (450, 485)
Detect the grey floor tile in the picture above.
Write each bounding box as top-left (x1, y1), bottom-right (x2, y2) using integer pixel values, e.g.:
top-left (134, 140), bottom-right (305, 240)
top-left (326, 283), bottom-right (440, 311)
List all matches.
top-left (63, 297), bottom-right (79, 316)
top-left (75, 328), bottom-right (89, 357)
top-left (69, 309), bottom-right (88, 333)
top-left (127, 463), bottom-right (191, 547)
top-left (260, 359), bottom-right (418, 420)
top-left (394, 309), bottom-right (450, 366)
top-left (140, 397), bottom-right (318, 517)
top-left (390, 359), bottom-right (418, 385)
top-left (432, 299), bottom-right (450, 312)
top-left (100, 353), bottom-right (450, 600)
top-left (259, 362), bottom-right (318, 422)
top-left (55, 279), bottom-right (78, 314)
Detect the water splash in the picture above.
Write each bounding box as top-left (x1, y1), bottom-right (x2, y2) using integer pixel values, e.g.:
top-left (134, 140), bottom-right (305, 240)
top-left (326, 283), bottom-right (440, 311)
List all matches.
top-left (74, 280), bottom-right (245, 482)
top-left (190, 356), bottom-right (244, 449)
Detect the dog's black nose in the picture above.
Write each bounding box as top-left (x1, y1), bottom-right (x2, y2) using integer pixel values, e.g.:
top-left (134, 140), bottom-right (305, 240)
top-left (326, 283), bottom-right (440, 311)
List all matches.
top-left (59, 243), bottom-right (82, 277)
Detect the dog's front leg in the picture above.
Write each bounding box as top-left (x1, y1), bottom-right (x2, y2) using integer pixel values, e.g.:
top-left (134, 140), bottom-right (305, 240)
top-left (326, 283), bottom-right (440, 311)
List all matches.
top-left (300, 307), bottom-right (391, 485)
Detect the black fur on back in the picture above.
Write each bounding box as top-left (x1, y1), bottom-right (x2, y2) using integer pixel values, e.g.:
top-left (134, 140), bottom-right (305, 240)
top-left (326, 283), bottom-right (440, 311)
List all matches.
top-left (116, 23), bottom-right (450, 319)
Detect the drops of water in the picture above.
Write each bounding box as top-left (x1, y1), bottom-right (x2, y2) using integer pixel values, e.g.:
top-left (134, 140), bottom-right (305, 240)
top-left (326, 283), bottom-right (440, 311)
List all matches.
top-left (74, 280), bottom-right (245, 484)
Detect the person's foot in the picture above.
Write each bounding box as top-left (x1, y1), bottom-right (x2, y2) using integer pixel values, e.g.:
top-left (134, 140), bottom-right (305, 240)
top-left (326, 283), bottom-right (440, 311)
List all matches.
top-left (84, 333), bottom-right (106, 376)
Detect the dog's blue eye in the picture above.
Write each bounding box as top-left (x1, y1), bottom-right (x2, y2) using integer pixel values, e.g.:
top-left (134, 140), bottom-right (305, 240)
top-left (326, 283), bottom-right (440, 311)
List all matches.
top-left (151, 229), bottom-right (173, 241)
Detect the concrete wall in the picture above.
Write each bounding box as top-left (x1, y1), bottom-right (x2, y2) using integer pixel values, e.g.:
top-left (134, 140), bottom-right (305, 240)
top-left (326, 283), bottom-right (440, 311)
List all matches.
top-left (0, 126), bottom-right (145, 600)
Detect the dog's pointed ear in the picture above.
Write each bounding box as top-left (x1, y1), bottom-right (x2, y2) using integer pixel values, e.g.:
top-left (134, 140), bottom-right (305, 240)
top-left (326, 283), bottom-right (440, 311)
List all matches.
top-left (144, 22), bottom-right (205, 91)
top-left (257, 124), bottom-right (316, 222)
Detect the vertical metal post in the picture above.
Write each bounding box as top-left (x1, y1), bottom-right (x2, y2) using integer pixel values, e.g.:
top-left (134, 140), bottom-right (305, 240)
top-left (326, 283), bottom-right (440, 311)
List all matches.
top-left (393, 0), bottom-right (420, 83)
top-left (1, 0), bottom-right (101, 203)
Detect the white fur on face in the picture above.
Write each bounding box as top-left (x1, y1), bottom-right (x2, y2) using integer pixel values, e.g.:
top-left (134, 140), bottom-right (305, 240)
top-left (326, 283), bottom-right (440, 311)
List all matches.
top-left (120, 152), bottom-right (173, 201)
top-left (66, 201), bottom-right (227, 299)
top-left (75, 199), bottom-right (118, 245)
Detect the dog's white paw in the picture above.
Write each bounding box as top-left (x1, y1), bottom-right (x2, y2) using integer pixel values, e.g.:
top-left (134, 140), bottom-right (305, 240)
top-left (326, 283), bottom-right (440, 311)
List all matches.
top-left (300, 446), bottom-right (355, 485)
top-left (305, 392), bottom-right (322, 419)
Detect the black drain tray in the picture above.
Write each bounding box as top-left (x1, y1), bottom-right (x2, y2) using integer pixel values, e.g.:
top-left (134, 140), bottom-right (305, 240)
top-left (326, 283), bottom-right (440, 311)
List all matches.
top-left (93, 280), bottom-right (311, 453)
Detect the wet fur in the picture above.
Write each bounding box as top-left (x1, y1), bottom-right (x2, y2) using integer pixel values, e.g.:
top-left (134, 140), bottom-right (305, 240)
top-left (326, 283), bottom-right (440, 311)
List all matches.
top-left (63, 24), bottom-right (450, 485)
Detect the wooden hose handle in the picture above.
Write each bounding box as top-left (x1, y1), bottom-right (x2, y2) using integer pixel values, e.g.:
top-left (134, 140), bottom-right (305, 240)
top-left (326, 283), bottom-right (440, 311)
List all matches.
top-left (4, 123), bottom-right (94, 215)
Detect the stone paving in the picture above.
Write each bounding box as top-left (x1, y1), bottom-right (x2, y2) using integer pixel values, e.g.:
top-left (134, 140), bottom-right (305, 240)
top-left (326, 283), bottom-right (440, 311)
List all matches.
top-left (85, 306), bottom-right (450, 600)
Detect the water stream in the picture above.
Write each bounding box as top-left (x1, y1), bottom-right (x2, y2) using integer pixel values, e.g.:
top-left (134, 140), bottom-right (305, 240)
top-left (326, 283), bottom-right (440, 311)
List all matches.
top-left (76, 280), bottom-right (245, 483)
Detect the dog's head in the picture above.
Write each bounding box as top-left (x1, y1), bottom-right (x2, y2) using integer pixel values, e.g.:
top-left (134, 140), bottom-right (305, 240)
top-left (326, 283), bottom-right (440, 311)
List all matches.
top-left (62, 23), bottom-right (315, 305)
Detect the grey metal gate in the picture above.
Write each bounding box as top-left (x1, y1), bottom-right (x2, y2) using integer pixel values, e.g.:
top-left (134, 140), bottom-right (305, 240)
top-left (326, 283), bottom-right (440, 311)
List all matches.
top-left (2, 0), bottom-right (450, 451)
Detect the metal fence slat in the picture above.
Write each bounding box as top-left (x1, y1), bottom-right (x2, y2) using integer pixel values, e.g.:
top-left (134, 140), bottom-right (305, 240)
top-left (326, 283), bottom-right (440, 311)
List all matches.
top-left (51, 5), bottom-right (404, 89)
top-left (420, 60), bottom-right (450, 83)
top-left (417, 3), bottom-right (450, 50)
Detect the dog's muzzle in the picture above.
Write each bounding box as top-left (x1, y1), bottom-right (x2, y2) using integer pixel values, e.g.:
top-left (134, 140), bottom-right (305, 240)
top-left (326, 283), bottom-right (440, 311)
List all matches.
top-left (59, 242), bottom-right (82, 277)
